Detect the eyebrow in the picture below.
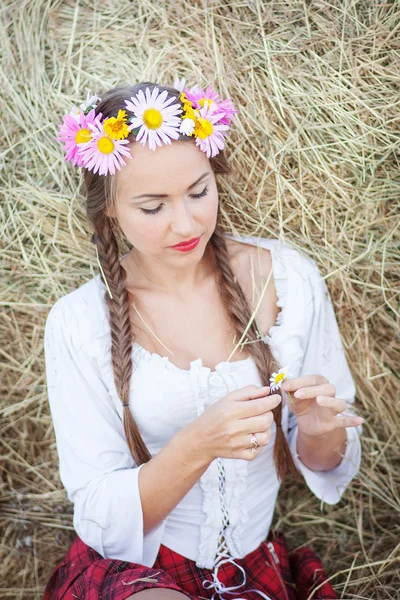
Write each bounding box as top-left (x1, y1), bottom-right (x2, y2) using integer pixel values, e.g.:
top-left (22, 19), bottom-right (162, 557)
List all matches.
top-left (131, 172), bottom-right (210, 203)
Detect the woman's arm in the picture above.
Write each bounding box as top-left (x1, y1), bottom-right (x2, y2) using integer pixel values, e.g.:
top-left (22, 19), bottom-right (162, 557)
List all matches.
top-left (284, 250), bottom-right (363, 504)
top-left (296, 425), bottom-right (348, 471)
top-left (44, 296), bottom-right (211, 565)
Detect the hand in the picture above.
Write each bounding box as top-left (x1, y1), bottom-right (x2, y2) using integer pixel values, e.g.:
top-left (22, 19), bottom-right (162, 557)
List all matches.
top-left (190, 385), bottom-right (282, 462)
top-left (281, 374), bottom-right (364, 438)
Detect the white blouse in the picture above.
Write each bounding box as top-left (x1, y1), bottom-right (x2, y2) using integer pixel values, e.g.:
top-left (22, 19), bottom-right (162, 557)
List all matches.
top-left (44, 233), bottom-right (362, 599)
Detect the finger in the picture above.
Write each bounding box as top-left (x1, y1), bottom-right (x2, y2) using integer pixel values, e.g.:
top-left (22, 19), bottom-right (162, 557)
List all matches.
top-left (316, 396), bottom-right (347, 413)
top-left (332, 413), bottom-right (364, 428)
top-left (233, 385), bottom-right (271, 403)
top-left (241, 393), bottom-right (282, 419)
top-left (292, 382), bottom-right (335, 399)
top-left (281, 375), bottom-right (329, 392)
top-left (242, 410), bottom-right (274, 436)
top-left (244, 428), bottom-right (272, 449)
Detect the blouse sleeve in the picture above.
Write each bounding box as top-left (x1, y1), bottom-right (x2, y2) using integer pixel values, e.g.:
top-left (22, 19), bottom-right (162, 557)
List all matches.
top-left (286, 255), bottom-right (363, 505)
top-left (44, 296), bottom-right (167, 566)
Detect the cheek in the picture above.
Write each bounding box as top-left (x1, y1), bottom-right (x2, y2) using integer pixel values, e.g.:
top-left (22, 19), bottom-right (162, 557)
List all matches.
top-left (114, 207), bottom-right (160, 244)
top-left (139, 219), bottom-right (164, 243)
top-left (202, 189), bottom-right (219, 223)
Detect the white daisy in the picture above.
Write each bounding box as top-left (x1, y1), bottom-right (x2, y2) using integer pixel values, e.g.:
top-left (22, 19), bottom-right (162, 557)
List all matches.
top-left (68, 92), bottom-right (102, 123)
top-left (269, 365), bottom-right (292, 392)
top-left (179, 117), bottom-right (196, 136)
top-left (125, 86), bottom-right (182, 151)
top-left (80, 92), bottom-right (101, 112)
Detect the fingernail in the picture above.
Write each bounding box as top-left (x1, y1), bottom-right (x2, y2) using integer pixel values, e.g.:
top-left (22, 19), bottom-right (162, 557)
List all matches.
top-left (294, 390), bottom-right (304, 398)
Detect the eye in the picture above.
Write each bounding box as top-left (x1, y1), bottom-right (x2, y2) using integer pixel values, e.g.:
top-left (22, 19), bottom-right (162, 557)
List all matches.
top-left (191, 185), bottom-right (209, 199)
top-left (140, 186), bottom-right (209, 215)
top-left (140, 205), bottom-right (163, 215)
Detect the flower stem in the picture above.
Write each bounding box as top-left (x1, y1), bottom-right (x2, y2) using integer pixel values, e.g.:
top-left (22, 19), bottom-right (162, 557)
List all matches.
top-left (287, 390), bottom-right (296, 406)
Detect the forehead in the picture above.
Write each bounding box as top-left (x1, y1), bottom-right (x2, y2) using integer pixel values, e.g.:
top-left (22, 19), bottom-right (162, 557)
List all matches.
top-left (116, 139), bottom-right (210, 193)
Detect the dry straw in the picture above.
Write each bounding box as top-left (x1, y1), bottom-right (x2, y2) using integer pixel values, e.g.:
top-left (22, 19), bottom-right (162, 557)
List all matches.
top-left (1, 0), bottom-right (399, 598)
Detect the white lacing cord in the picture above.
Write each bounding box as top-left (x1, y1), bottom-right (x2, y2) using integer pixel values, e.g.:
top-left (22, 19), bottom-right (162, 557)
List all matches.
top-left (201, 547), bottom-right (274, 600)
top-left (201, 458), bottom-right (273, 600)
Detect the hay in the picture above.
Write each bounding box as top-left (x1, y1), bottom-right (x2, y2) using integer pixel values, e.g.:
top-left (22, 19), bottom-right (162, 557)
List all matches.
top-left (1, 0), bottom-right (399, 598)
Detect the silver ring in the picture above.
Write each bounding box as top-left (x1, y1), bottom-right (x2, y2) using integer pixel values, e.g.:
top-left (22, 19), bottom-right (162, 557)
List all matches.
top-left (250, 433), bottom-right (259, 454)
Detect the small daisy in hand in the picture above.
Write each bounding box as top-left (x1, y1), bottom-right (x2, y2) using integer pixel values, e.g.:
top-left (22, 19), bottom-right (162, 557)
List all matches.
top-left (77, 115), bottom-right (132, 176)
top-left (270, 365), bottom-right (296, 405)
top-left (125, 87), bottom-right (182, 151)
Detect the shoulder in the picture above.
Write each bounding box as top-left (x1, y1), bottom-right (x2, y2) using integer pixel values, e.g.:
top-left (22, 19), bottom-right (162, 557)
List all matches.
top-left (44, 275), bottom-right (108, 352)
top-left (224, 233), bottom-right (321, 287)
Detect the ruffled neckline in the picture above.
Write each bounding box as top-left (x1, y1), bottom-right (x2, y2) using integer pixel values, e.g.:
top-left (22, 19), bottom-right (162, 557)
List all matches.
top-left (132, 343), bottom-right (254, 376)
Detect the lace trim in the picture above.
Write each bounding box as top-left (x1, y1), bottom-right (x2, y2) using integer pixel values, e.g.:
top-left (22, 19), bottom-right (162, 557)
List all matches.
top-left (200, 451), bottom-right (273, 599)
top-left (196, 371), bottom-right (272, 598)
top-left (229, 456), bottom-right (248, 557)
top-left (196, 370), bottom-right (239, 569)
top-left (195, 370), bottom-right (221, 568)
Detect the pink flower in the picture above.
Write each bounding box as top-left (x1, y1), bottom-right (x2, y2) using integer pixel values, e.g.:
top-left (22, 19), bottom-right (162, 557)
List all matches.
top-left (77, 116), bottom-right (133, 176)
top-left (56, 109), bottom-right (97, 166)
top-left (193, 102), bottom-right (230, 158)
top-left (183, 85), bottom-right (237, 125)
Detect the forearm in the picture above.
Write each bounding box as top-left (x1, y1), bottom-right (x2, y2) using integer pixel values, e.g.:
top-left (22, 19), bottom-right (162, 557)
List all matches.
top-left (139, 426), bottom-right (212, 536)
top-left (296, 427), bottom-right (347, 471)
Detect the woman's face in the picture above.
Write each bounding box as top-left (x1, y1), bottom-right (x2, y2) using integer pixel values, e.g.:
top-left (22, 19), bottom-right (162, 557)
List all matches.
top-left (111, 139), bottom-right (219, 261)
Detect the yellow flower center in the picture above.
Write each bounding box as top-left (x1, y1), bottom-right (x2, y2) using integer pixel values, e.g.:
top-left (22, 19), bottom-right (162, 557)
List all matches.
top-left (97, 136), bottom-right (114, 154)
top-left (143, 108), bottom-right (163, 129)
top-left (75, 128), bottom-right (91, 144)
top-left (194, 117), bottom-right (213, 139)
top-left (103, 110), bottom-right (129, 140)
top-left (198, 98), bottom-right (213, 109)
top-left (275, 373), bottom-right (285, 384)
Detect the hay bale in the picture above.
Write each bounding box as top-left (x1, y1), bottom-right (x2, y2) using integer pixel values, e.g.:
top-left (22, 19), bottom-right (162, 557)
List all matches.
top-left (1, 0), bottom-right (399, 597)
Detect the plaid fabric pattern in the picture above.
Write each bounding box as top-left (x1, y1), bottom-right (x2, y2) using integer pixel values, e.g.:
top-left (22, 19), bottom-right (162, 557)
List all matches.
top-left (42, 529), bottom-right (338, 600)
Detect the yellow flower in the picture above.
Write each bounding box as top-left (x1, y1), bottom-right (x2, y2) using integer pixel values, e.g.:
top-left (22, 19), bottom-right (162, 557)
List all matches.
top-left (103, 110), bottom-right (130, 140)
top-left (193, 117), bottom-right (213, 139)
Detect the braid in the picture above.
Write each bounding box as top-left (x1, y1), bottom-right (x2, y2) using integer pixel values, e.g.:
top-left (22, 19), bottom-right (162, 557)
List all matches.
top-left (210, 222), bottom-right (301, 484)
top-left (92, 221), bottom-right (152, 466)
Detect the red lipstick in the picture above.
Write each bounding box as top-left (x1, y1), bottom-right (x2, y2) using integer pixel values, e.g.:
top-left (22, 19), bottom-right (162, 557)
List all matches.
top-left (170, 235), bottom-right (202, 252)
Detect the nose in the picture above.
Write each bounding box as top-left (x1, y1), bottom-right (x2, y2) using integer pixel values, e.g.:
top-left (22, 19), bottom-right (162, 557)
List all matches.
top-left (170, 200), bottom-right (196, 236)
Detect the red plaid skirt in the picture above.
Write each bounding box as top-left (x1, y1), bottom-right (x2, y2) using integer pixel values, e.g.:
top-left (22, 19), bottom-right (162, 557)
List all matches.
top-left (42, 529), bottom-right (338, 599)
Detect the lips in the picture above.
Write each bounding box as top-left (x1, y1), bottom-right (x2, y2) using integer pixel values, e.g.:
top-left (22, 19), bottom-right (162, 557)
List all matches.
top-left (170, 236), bottom-right (201, 248)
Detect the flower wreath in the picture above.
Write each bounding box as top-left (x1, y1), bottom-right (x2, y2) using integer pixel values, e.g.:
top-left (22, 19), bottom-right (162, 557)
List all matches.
top-left (57, 77), bottom-right (238, 176)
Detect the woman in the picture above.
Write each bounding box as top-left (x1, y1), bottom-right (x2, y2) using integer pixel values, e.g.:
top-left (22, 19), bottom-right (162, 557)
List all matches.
top-left (43, 79), bottom-right (364, 599)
